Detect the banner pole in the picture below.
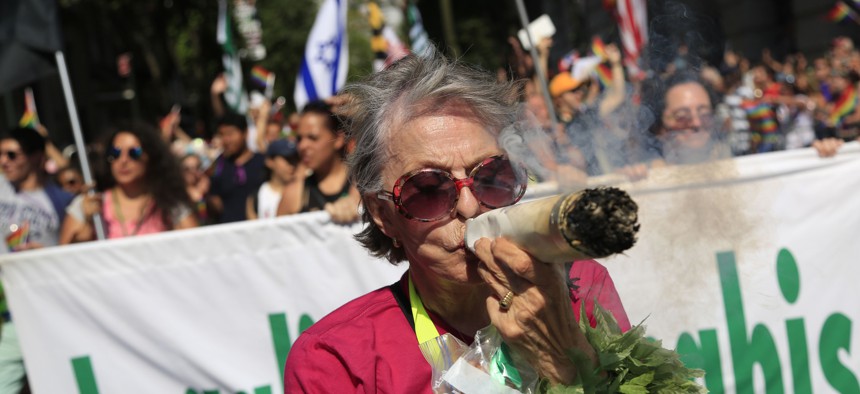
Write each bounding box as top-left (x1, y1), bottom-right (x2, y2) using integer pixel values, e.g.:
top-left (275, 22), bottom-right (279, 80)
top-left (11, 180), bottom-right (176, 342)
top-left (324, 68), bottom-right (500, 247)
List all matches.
top-left (55, 51), bottom-right (106, 241)
top-left (513, 0), bottom-right (559, 129)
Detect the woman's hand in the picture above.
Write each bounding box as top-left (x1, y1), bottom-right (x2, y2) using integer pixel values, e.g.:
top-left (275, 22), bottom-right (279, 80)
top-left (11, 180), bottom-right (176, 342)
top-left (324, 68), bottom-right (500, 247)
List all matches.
top-left (324, 196), bottom-right (359, 224)
top-left (473, 237), bottom-right (596, 385)
top-left (210, 74), bottom-right (228, 96)
top-left (812, 138), bottom-right (843, 158)
top-left (614, 163), bottom-right (649, 181)
top-left (81, 192), bottom-right (103, 222)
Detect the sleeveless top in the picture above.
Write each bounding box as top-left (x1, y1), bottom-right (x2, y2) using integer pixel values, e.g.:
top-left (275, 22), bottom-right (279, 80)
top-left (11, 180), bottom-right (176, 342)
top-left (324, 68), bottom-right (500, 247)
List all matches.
top-left (300, 176), bottom-right (350, 213)
top-left (66, 190), bottom-right (191, 239)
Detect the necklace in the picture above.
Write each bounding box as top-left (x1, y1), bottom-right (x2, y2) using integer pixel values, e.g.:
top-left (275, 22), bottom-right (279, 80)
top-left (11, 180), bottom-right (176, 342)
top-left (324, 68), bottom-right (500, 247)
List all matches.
top-left (112, 189), bottom-right (152, 237)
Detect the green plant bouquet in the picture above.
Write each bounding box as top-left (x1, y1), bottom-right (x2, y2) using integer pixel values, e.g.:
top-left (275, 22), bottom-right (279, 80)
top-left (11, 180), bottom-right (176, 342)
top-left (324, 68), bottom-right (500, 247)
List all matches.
top-left (539, 305), bottom-right (708, 394)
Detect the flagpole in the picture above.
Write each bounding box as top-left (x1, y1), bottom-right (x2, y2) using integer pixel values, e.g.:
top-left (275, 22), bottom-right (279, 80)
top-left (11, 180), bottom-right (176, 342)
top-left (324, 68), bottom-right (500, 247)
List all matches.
top-left (55, 51), bottom-right (106, 241)
top-left (513, 0), bottom-right (559, 129)
top-left (265, 73), bottom-right (275, 100)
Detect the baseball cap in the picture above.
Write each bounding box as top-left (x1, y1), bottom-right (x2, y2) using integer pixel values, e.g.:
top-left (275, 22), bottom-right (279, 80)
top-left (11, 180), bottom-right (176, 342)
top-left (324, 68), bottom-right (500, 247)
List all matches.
top-left (549, 73), bottom-right (583, 97)
top-left (266, 139), bottom-right (298, 161)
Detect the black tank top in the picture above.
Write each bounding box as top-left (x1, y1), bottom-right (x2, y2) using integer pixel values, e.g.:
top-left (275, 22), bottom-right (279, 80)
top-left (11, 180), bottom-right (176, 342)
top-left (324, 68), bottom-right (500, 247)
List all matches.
top-left (300, 176), bottom-right (351, 213)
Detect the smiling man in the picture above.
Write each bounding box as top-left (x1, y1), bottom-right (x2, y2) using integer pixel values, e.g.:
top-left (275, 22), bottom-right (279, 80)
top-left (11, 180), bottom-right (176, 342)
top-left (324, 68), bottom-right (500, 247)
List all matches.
top-left (0, 126), bottom-right (73, 393)
top-left (0, 127), bottom-right (72, 252)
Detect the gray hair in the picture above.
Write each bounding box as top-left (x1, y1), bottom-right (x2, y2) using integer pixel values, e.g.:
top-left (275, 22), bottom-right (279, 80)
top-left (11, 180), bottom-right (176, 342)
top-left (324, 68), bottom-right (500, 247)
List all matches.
top-left (341, 47), bottom-right (521, 264)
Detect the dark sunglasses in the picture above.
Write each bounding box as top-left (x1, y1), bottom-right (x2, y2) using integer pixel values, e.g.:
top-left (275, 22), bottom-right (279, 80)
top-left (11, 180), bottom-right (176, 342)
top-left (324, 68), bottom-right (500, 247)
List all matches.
top-left (377, 155), bottom-right (527, 222)
top-left (107, 146), bottom-right (144, 162)
top-left (0, 150), bottom-right (22, 160)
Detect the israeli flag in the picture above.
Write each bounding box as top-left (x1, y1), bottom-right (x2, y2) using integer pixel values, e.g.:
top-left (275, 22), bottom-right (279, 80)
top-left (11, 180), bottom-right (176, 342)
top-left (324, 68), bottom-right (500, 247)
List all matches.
top-left (294, 0), bottom-right (348, 112)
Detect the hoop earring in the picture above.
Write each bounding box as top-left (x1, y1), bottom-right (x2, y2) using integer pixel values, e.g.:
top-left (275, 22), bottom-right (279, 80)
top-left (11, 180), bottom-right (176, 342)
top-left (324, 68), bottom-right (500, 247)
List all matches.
top-left (392, 238), bottom-right (401, 248)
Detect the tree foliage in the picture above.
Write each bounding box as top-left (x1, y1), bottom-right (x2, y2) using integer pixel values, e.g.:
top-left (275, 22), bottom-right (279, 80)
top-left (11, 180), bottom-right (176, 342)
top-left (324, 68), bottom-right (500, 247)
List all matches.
top-left (50, 0), bottom-right (546, 138)
top-left (55, 0), bottom-right (379, 136)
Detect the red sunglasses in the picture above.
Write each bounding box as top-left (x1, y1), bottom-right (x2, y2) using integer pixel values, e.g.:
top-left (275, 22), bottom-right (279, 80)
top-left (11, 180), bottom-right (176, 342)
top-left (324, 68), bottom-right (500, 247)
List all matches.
top-left (377, 155), bottom-right (527, 222)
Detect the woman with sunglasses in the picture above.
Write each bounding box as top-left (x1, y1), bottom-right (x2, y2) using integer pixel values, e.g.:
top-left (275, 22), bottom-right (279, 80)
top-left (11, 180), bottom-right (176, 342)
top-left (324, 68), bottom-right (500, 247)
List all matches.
top-left (60, 122), bottom-right (197, 243)
top-left (642, 71), bottom-right (731, 166)
top-left (284, 48), bottom-right (630, 392)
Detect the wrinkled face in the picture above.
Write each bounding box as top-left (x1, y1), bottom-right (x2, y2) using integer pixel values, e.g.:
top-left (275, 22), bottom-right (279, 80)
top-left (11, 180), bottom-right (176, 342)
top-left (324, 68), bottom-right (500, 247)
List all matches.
top-left (366, 108), bottom-right (504, 286)
top-left (660, 82), bottom-right (714, 152)
top-left (109, 132), bottom-right (148, 187)
top-left (0, 139), bottom-right (37, 185)
top-left (296, 112), bottom-right (344, 172)
top-left (217, 124), bottom-right (247, 157)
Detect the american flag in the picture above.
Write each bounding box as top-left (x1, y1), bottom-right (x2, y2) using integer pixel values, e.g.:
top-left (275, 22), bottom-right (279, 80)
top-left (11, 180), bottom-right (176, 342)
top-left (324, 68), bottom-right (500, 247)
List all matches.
top-left (615, 0), bottom-right (648, 79)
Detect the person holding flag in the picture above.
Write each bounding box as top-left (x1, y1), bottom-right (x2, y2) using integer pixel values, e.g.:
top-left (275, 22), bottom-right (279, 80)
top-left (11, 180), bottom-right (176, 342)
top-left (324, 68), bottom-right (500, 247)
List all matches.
top-left (17, 88), bottom-right (69, 172)
top-left (250, 65), bottom-right (275, 99)
top-left (551, 42), bottom-right (638, 177)
top-left (813, 69), bottom-right (860, 157)
top-left (294, 0), bottom-right (348, 112)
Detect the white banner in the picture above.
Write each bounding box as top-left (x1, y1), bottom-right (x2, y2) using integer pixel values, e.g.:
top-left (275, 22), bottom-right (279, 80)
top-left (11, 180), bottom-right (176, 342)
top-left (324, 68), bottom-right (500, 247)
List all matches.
top-left (2, 143), bottom-right (859, 393)
top-left (603, 142), bottom-right (860, 393)
top-left (1, 212), bottom-right (405, 393)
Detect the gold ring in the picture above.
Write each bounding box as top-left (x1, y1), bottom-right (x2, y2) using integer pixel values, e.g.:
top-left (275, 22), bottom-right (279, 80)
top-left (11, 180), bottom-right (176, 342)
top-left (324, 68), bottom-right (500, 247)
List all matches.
top-left (499, 291), bottom-right (515, 310)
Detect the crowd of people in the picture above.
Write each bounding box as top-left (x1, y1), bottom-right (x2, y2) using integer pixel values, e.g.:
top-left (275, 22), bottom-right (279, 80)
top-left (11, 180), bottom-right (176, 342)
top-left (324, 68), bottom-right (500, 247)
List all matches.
top-left (0, 91), bottom-right (362, 393)
top-left (3, 35), bottom-right (858, 251)
top-left (1, 29), bottom-right (859, 393)
top-left (1, 95), bottom-right (362, 252)
top-left (512, 35), bottom-right (859, 186)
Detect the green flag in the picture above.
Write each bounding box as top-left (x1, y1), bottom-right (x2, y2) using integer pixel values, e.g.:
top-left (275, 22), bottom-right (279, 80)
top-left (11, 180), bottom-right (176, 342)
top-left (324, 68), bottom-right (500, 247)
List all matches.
top-left (217, 0), bottom-right (248, 114)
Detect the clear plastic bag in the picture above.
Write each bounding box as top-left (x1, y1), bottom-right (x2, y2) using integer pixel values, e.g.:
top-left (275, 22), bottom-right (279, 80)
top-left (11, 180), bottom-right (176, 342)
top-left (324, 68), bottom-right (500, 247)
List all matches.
top-left (419, 325), bottom-right (539, 394)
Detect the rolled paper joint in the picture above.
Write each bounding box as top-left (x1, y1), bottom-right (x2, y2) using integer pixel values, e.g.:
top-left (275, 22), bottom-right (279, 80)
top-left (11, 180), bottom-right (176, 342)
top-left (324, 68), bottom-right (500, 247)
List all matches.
top-left (464, 187), bottom-right (640, 263)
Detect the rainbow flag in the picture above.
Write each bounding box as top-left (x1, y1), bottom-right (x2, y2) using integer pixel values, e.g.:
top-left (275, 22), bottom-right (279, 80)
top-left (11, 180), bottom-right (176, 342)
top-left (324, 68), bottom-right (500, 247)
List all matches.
top-left (18, 88), bottom-right (39, 129)
top-left (596, 63), bottom-right (612, 89)
top-left (250, 65), bottom-right (272, 89)
top-left (5, 223), bottom-right (30, 251)
top-left (828, 1), bottom-right (859, 23)
top-left (829, 84), bottom-right (858, 126)
top-left (592, 36), bottom-right (607, 59)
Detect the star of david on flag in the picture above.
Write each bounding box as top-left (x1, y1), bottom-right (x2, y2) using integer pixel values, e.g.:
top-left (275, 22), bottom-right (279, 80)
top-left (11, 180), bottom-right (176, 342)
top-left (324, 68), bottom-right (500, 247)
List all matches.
top-left (294, 0), bottom-right (348, 112)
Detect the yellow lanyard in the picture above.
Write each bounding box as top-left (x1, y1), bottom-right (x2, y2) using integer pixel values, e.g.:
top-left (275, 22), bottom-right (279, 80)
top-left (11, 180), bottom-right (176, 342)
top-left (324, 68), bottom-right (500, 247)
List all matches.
top-left (409, 275), bottom-right (523, 388)
top-left (408, 275), bottom-right (440, 344)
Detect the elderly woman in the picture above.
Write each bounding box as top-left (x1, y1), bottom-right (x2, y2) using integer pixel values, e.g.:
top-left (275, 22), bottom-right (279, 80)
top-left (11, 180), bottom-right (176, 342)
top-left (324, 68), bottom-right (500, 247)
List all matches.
top-left (284, 49), bottom-right (630, 392)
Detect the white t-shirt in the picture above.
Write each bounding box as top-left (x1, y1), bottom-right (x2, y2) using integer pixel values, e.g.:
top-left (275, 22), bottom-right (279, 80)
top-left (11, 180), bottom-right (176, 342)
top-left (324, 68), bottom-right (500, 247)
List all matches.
top-left (0, 176), bottom-right (62, 253)
top-left (256, 182), bottom-right (282, 219)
